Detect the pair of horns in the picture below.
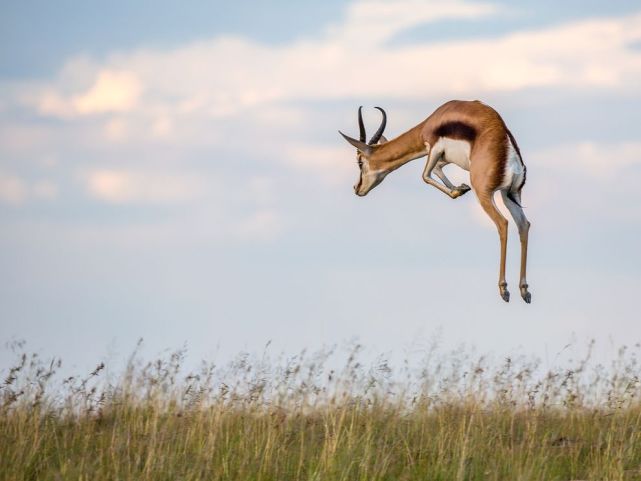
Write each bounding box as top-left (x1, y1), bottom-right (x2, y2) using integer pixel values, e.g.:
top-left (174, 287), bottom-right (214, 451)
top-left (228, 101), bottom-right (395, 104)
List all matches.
top-left (339, 107), bottom-right (387, 153)
top-left (358, 106), bottom-right (387, 145)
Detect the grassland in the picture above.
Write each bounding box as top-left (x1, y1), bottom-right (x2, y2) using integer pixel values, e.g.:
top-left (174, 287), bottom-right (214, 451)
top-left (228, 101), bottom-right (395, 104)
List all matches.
top-left (1, 341), bottom-right (641, 481)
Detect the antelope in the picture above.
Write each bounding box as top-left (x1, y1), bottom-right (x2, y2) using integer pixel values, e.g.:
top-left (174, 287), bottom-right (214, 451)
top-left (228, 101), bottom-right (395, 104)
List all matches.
top-left (339, 100), bottom-right (531, 303)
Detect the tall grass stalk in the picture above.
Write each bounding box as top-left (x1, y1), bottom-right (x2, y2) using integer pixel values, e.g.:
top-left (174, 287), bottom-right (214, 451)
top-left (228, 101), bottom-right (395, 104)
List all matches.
top-left (1, 340), bottom-right (640, 480)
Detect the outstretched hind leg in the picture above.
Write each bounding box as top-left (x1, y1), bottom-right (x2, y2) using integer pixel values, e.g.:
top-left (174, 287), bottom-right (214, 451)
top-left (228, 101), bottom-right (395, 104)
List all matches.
top-left (474, 188), bottom-right (510, 302)
top-left (501, 190), bottom-right (532, 303)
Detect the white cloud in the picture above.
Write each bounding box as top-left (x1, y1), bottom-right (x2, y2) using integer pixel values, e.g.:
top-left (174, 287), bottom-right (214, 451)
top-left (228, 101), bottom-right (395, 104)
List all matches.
top-left (73, 70), bottom-right (141, 114)
top-left (0, 122), bottom-right (55, 154)
top-left (103, 117), bottom-right (129, 141)
top-left (284, 144), bottom-right (356, 185)
top-left (23, 2), bottom-right (641, 126)
top-left (80, 169), bottom-right (284, 241)
top-left (38, 70), bottom-right (142, 117)
top-left (3, 1), bottom-right (641, 236)
top-left (84, 169), bottom-right (206, 204)
top-left (331, 0), bottom-right (499, 45)
top-left (453, 139), bottom-right (641, 230)
top-left (531, 141), bottom-right (641, 179)
top-left (0, 173), bottom-right (27, 204)
top-left (150, 114), bottom-right (173, 138)
top-left (0, 173), bottom-right (59, 205)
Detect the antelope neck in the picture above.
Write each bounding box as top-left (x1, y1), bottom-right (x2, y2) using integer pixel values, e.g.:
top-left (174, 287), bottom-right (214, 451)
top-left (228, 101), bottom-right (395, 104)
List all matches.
top-left (370, 124), bottom-right (427, 171)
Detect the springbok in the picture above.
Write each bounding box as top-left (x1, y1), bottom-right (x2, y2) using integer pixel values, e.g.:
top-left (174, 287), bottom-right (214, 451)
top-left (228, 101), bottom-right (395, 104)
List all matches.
top-left (339, 100), bottom-right (531, 303)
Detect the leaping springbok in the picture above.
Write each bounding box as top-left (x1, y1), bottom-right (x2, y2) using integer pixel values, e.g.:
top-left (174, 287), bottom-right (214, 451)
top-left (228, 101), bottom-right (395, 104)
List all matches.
top-left (339, 100), bottom-right (531, 303)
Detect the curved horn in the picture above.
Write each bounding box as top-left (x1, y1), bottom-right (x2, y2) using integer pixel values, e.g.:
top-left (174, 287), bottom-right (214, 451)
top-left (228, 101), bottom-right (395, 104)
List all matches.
top-left (358, 106), bottom-right (366, 142)
top-left (368, 107), bottom-right (387, 145)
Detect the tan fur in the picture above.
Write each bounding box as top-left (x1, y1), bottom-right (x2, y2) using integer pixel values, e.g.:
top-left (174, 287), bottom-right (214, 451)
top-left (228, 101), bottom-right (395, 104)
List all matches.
top-left (347, 100), bottom-right (531, 303)
top-left (368, 101), bottom-right (508, 184)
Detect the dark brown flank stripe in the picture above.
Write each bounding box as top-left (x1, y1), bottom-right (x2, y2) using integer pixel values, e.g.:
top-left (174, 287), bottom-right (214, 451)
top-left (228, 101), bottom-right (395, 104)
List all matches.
top-left (434, 121), bottom-right (477, 142)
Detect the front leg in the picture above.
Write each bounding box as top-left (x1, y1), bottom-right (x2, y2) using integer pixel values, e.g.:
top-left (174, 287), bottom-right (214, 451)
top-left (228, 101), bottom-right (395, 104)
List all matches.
top-left (434, 164), bottom-right (471, 198)
top-left (422, 155), bottom-right (471, 199)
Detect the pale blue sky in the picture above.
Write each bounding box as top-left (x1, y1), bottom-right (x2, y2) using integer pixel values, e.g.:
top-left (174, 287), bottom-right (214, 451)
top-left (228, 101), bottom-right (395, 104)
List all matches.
top-left (1, 0), bottom-right (640, 371)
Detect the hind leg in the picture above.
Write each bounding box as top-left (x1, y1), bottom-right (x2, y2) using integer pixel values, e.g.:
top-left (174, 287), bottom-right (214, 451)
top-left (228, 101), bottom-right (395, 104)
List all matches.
top-left (501, 191), bottom-right (532, 303)
top-left (473, 185), bottom-right (510, 302)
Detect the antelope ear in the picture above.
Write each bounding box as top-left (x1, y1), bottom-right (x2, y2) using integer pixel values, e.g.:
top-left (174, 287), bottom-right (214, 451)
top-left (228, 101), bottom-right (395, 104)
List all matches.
top-left (378, 135), bottom-right (388, 144)
top-left (339, 131), bottom-right (372, 155)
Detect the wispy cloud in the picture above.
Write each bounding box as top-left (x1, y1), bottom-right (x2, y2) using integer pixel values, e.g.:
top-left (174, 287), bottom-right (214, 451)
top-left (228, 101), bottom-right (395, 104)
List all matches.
top-left (38, 70), bottom-right (142, 118)
top-left (18, 2), bottom-right (641, 129)
top-left (0, 172), bottom-right (27, 204)
top-left (532, 141), bottom-right (641, 179)
top-left (2, 1), bottom-right (641, 366)
top-left (330, 0), bottom-right (499, 45)
top-left (284, 145), bottom-right (355, 185)
top-left (0, 172), bottom-right (58, 205)
top-left (83, 169), bottom-right (207, 204)
top-left (2, 0), bottom-right (641, 238)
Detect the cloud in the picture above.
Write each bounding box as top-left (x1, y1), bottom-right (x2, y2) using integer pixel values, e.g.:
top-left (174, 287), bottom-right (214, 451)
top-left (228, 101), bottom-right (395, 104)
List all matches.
top-left (531, 141), bottom-right (641, 179)
top-left (21, 2), bottom-right (641, 127)
top-left (80, 169), bottom-right (284, 240)
top-left (461, 139), bottom-right (641, 229)
top-left (3, 0), bottom-right (641, 239)
top-left (0, 172), bottom-right (58, 205)
top-left (103, 117), bottom-right (129, 141)
top-left (284, 144), bottom-right (356, 185)
top-left (332, 0), bottom-right (499, 45)
top-left (84, 169), bottom-right (206, 204)
top-left (0, 172), bottom-right (27, 204)
top-left (38, 70), bottom-right (142, 117)
top-left (7, 1), bottom-right (640, 197)
top-left (72, 70), bottom-right (141, 114)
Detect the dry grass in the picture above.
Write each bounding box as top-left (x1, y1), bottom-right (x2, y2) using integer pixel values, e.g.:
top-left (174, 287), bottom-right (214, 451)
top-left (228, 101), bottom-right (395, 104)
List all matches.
top-left (1, 340), bottom-right (641, 481)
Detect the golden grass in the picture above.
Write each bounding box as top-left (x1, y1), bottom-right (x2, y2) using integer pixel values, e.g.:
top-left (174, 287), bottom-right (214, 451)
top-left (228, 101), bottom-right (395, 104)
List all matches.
top-left (1, 341), bottom-right (640, 480)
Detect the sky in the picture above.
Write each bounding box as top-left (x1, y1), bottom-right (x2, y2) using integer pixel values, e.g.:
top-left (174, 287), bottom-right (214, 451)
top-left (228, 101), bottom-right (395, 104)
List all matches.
top-left (1, 0), bottom-right (641, 372)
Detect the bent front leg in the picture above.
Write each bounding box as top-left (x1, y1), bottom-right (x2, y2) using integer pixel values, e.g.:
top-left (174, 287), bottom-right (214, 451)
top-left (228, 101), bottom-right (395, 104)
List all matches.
top-left (434, 163), bottom-right (471, 196)
top-left (422, 155), bottom-right (471, 199)
top-left (433, 164), bottom-right (455, 189)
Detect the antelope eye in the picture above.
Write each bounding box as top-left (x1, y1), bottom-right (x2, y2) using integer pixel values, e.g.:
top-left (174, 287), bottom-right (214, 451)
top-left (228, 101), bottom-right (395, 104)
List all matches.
top-left (357, 159), bottom-right (363, 168)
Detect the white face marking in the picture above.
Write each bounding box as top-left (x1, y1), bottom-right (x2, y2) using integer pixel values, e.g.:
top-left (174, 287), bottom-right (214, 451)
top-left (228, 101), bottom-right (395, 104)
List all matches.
top-left (431, 137), bottom-right (472, 171)
top-left (501, 137), bottom-right (525, 190)
top-left (353, 154), bottom-right (386, 196)
top-left (355, 169), bottom-right (386, 196)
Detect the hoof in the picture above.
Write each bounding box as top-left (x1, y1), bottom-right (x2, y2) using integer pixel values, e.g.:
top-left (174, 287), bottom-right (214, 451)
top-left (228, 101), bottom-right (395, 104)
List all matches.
top-left (452, 184), bottom-right (471, 198)
top-left (499, 284), bottom-right (510, 303)
top-left (520, 286), bottom-right (532, 304)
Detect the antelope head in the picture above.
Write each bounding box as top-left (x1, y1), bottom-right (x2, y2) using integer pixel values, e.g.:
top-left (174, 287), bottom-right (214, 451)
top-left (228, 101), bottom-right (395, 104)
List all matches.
top-left (339, 106), bottom-right (388, 196)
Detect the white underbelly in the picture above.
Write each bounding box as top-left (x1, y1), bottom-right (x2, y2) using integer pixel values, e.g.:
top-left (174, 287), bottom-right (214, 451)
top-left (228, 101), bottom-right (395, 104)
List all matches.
top-left (432, 137), bottom-right (471, 171)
